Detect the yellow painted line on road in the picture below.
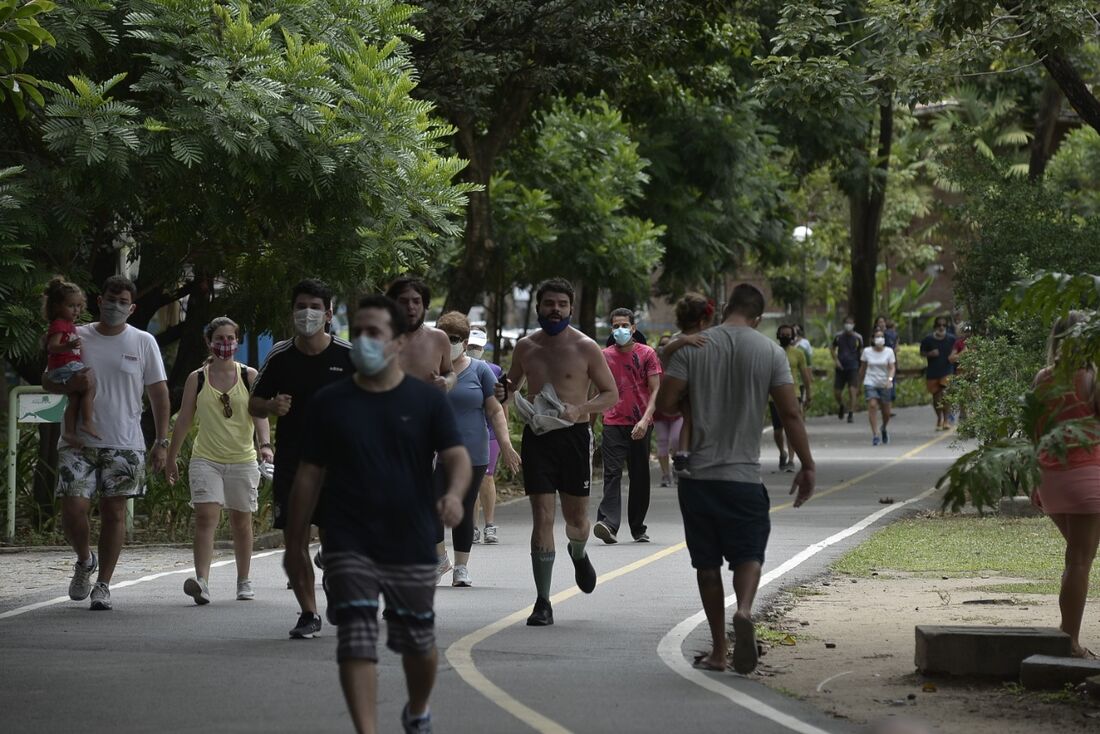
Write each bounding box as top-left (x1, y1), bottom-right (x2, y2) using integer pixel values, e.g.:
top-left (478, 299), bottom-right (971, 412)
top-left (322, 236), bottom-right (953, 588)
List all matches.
top-left (444, 428), bottom-right (956, 733)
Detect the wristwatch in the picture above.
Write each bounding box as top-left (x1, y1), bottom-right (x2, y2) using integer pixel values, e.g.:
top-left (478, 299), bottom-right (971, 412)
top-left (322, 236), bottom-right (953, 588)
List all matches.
top-left (259, 442), bottom-right (273, 450)
top-left (155, 438), bottom-right (170, 449)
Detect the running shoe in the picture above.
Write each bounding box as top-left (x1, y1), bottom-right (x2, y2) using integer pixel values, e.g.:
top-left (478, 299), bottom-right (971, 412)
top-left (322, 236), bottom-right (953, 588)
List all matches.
top-left (660, 475), bottom-right (671, 488)
top-left (633, 533), bottom-right (651, 543)
top-left (472, 526), bottom-right (481, 544)
top-left (593, 520), bottom-right (617, 545)
top-left (571, 552), bottom-right (597, 593)
top-left (483, 524), bottom-right (498, 545)
top-left (313, 549), bottom-right (325, 570)
top-left (452, 565), bottom-right (472, 587)
top-left (838, 404), bottom-right (845, 420)
top-left (89, 581), bottom-right (111, 611)
top-left (526, 597), bottom-right (554, 626)
top-left (289, 611), bottom-right (322, 639)
top-left (672, 452), bottom-right (691, 476)
top-left (184, 577), bottom-right (211, 605)
top-left (236, 579), bottom-right (254, 601)
top-left (68, 552), bottom-right (97, 601)
top-left (872, 436), bottom-right (880, 446)
top-left (881, 427), bottom-right (889, 444)
top-left (847, 411), bottom-right (854, 423)
top-left (778, 452), bottom-right (788, 471)
top-left (401, 704), bottom-right (433, 734)
top-left (435, 554), bottom-right (453, 585)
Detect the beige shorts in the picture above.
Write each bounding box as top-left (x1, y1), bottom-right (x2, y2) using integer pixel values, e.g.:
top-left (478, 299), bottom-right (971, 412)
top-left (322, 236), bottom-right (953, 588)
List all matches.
top-left (188, 458), bottom-right (259, 512)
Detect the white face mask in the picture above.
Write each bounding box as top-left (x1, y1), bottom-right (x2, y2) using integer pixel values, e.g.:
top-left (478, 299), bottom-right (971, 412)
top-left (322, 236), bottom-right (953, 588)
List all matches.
top-left (449, 342), bottom-right (464, 361)
top-left (843, 323), bottom-right (855, 332)
top-left (100, 301), bottom-right (132, 327)
top-left (874, 337), bottom-right (886, 347)
top-left (294, 308), bottom-right (326, 337)
top-left (467, 347), bottom-right (484, 360)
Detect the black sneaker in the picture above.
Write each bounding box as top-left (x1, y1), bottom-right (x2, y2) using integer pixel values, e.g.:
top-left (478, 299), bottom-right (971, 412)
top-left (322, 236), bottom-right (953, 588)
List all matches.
top-left (778, 452), bottom-right (788, 471)
top-left (313, 550), bottom-right (325, 570)
top-left (672, 452), bottom-right (691, 476)
top-left (526, 597), bottom-right (554, 626)
top-left (837, 404), bottom-right (845, 420)
top-left (881, 427), bottom-right (889, 444)
top-left (289, 611), bottom-right (322, 639)
top-left (846, 411), bottom-right (854, 423)
top-left (401, 704), bottom-right (432, 734)
top-left (571, 552), bottom-right (597, 593)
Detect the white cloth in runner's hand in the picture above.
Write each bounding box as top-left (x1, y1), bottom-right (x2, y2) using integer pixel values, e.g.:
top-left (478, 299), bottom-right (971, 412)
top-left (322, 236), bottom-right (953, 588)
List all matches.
top-left (513, 384), bottom-right (575, 435)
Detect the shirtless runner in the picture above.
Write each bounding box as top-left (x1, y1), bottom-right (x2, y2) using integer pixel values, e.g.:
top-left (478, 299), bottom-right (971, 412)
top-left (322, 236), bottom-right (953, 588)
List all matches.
top-left (386, 276), bottom-right (457, 581)
top-left (506, 277), bottom-right (619, 626)
top-left (385, 276), bottom-right (455, 392)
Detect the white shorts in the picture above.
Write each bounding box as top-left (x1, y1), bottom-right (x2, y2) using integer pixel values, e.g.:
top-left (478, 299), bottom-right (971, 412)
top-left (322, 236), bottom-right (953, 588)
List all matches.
top-left (188, 458), bottom-right (260, 512)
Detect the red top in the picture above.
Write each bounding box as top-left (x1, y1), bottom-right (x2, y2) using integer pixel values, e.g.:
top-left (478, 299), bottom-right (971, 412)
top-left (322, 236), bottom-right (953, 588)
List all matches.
top-left (46, 319), bottom-right (81, 370)
top-left (602, 343), bottom-right (662, 426)
top-left (1036, 368), bottom-right (1100, 470)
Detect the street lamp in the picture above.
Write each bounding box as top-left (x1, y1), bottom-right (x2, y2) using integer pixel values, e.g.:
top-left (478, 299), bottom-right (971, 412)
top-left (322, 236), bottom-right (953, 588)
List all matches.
top-left (792, 226), bottom-right (813, 327)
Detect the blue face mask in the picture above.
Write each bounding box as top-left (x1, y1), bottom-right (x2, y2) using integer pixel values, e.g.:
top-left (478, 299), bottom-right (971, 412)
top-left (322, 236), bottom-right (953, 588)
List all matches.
top-left (612, 327), bottom-right (632, 346)
top-left (538, 314), bottom-right (570, 336)
top-left (349, 335), bottom-right (391, 376)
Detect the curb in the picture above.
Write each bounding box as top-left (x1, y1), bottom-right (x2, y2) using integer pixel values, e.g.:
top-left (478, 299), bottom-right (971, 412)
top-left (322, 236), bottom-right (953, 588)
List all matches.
top-left (0, 530), bottom-right (285, 554)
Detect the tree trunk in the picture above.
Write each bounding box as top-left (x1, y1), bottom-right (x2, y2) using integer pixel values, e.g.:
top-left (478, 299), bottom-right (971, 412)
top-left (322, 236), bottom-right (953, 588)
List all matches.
top-left (1028, 75), bottom-right (1063, 181)
top-left (445, 153), bottom-right (494, 313)
top-left (578, 279), bottom-right (599, 337)
top-left (1041, 48), bottom-right (1100, 135)
top-left (848, 102), bottom-right (894, 342)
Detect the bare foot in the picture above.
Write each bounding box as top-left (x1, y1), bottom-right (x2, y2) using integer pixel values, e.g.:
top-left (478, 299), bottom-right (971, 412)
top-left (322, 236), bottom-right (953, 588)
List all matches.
top-left (732, 612), bottom-right (759, 674)
top-left (692, 651), bottom-right (728, 671)
top-left (81, 422), bottom-right (101, 440)
top-left (62, 431), bottom-right (85, 448)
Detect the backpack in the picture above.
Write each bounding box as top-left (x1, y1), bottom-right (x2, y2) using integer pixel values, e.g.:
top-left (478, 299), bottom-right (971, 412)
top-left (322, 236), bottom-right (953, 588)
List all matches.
top-left (197, 364), bottom-right (251, 393)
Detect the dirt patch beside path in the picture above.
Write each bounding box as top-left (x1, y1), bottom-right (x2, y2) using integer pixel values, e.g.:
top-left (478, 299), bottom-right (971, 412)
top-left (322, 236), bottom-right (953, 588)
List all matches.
top-left (757, 574), bottom-right (1100, 732)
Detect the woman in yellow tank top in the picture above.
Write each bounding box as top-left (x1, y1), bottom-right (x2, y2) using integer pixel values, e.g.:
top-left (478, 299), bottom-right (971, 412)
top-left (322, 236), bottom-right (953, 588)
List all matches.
top-left (167, 317), bottom-right (273, 605)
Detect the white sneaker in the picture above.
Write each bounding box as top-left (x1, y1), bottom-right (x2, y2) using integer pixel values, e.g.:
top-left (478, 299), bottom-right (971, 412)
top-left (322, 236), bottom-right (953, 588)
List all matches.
top-left (435, 554), bottom-right (452, 585)
top-left (184, 577), bottom-right (211, 605)
top-left (472, 526), bottom-right (481, 544)
top-left (236, 579), bottom-right (255, 601)
top-left (89, 581), bottom-right (111, 611)
top-left (68, 552), bottom-right (97, 601)
top-left (483, 524), bottom-right (499, 544)
top-left (452, 565), bottom-right (472, 587)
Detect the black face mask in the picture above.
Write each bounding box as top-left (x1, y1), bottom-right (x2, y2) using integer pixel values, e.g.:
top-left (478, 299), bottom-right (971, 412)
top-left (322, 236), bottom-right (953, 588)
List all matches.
top-left (779, 336), bottom-right (793, 347)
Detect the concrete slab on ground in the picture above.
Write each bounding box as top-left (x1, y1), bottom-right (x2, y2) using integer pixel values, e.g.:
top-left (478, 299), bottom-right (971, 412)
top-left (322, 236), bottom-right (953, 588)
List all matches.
top-left (915, 625), bottom-right (1072, 678)
top-left (1020, 654), bottom-right (1100, 690)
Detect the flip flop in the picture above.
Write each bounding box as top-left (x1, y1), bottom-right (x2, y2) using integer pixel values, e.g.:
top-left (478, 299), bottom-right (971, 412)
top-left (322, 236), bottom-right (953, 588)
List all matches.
top-left (692, 652), bottom-right (728, 671)
top-left (732, 615), bottom-right (758, 674)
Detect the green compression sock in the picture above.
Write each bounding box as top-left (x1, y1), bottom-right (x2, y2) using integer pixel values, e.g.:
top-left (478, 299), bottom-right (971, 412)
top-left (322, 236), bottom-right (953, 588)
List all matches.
top-left (531, 551), bottom-right (555, 600)
top-left (568, 539), bottom-right (587, 562)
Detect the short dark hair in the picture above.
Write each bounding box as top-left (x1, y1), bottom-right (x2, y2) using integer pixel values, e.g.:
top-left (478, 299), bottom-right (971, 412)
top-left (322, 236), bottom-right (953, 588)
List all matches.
top-left (356, 294), bottom-right (408, 337)
top-left (385, 276), bottom-right (431, 307)
top-left (102, 275), bottom-right (137, 300)
top-left (934, 316), bottom-right (949, 328)
top-left (723, 283), bottom-right (765, 319)
top-left (609, 307), bottom-right (634, 324)
top-left (776, 323), bottom-right (794, 338)
top-left (292, 278), bottom-right (333, 310)
top-left (535, 277), bottom-right (574, 305)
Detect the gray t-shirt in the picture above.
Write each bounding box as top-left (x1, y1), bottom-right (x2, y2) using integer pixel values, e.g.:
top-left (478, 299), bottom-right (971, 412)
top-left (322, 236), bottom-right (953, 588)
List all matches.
top-left (666, 325), bottom-right (793, 483)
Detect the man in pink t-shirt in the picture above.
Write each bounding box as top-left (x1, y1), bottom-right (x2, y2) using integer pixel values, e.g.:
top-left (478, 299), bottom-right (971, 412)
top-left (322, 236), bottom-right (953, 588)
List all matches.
top-left (594, 308), bottom-right (663, 543)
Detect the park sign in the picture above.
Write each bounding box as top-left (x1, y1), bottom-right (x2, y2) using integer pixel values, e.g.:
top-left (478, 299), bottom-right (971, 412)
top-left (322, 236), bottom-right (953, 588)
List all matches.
top-left (17, 392), bottom-right (66, 423)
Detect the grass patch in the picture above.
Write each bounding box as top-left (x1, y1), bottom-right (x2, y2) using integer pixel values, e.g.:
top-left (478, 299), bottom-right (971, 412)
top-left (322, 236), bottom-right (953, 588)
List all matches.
top-left (834, 515), bottom-right (1100, 597)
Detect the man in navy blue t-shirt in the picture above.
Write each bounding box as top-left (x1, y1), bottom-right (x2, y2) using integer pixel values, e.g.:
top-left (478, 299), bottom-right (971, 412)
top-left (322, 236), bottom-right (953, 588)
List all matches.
top-left (285, 295), bottom-right (472, 734)
top-left (920, 316), bottom-right (957, 431)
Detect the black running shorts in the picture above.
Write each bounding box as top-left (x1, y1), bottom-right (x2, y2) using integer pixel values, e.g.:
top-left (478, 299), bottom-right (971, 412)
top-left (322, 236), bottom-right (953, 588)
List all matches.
top-left (678, 478), bottom-right (770, 569)
top-left (520, 423), bottom-right (592, 497)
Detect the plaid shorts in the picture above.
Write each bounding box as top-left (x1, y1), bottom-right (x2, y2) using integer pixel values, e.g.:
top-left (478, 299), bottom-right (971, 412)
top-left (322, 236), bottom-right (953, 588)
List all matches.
top-left (323, 552), bottom-right (437, 662)
top-left (55, 446), bottom-right (146, 500)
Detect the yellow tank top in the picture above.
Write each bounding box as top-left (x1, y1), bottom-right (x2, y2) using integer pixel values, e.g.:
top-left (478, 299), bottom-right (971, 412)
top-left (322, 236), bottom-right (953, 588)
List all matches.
top-left (191, 364), bottom-right (257, 464)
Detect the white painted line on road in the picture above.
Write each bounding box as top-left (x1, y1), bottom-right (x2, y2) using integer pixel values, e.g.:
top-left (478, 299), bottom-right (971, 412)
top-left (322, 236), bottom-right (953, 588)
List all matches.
top-left (655, 485), bottom-right (939, 734)
top-left (0, 548), bottom-right (288, 620)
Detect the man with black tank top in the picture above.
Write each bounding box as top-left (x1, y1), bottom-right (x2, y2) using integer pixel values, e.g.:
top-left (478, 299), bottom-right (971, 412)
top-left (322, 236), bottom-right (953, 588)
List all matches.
top-left (249, 278), bottom-right (352, 639)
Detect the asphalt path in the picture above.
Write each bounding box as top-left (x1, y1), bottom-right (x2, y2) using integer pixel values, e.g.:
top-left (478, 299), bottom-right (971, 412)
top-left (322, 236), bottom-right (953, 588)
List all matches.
top-left (0, 406), bottom-right (965, 733)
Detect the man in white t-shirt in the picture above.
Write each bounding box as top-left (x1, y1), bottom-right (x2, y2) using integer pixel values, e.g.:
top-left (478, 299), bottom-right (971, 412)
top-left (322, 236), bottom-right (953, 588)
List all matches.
top-left (44, 275), bottom-right (170, 610)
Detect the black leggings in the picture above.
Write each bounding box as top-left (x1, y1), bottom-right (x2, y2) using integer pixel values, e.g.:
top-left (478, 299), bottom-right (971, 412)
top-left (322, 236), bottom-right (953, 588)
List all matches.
top-left (434, 463), bottom-right (487, 553)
